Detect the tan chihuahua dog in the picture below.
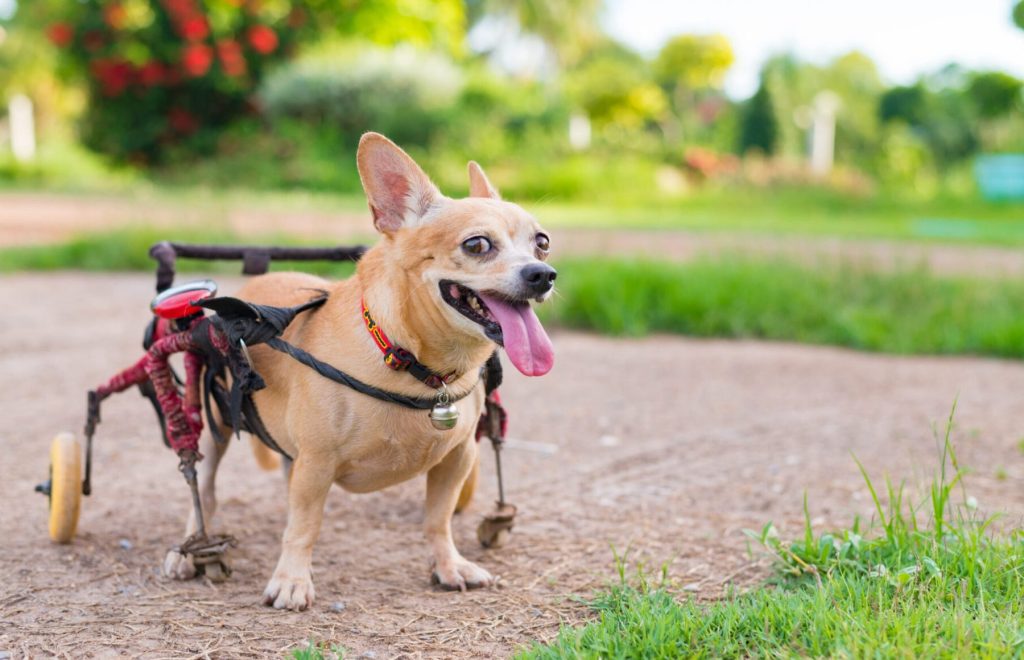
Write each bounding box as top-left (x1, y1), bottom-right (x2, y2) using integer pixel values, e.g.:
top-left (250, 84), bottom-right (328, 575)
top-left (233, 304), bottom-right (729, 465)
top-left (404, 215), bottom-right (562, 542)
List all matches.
top-left (163, 133), bottom-right (556, 610)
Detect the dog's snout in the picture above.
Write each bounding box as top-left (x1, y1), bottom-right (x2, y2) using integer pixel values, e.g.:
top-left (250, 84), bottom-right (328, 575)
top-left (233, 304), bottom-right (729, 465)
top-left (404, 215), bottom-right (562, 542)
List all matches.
top-left (521, 263), bottom-right (557, 294)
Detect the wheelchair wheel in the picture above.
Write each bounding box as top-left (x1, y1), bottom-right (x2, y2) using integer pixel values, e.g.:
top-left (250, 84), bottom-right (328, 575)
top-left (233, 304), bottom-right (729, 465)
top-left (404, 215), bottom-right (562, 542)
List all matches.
top-left (47, 433), bottom-right (82, 544)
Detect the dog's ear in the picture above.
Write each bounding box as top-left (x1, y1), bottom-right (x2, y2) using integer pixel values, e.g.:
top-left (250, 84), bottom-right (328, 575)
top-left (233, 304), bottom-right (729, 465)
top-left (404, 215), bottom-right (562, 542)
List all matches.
top-left (467, 161), bottom-right (501, 200)
top-left (357, 132), bottom-right (441, 234)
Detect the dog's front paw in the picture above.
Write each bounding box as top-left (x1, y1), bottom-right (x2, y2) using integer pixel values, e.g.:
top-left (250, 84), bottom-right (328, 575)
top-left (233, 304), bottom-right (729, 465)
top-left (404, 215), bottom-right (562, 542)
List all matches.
top-left (263, 572), bottom-right (316, 611)
top-left (431, 557), bottom-right (495, 592)
top-left (163, 549), bottom-right (197, 580)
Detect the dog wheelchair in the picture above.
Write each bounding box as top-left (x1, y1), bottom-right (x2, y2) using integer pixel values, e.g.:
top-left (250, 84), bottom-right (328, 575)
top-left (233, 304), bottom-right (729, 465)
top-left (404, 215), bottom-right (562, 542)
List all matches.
top-left (35, 241), bottom-right (517, 580)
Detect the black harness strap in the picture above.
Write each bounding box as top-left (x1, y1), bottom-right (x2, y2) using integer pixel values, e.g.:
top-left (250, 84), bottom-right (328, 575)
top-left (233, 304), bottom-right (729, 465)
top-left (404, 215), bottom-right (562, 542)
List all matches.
top-left (264, 337), bottom-right (479, 410)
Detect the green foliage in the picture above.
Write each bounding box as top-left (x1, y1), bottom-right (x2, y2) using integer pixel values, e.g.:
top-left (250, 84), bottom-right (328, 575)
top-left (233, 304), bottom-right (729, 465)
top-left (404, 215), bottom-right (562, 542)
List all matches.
top-left (653, 34), bottom-right (734, 90)
top-left (544, 256), bottom-right (1024, 359)
top-left (737, 82), bottom-right (777, 155)
top-left (259, 43), bottom-right (463, 148)
top-left (967, 71), bottom-right (1023, 118)
top-left (300, 0), bottom-right (465, 57)
top-left (523, 413), bottom-right (1024, 659)
top-left (1014, 0), bottom-right (1024, 30)
top-left (564, 44), bottom-right (666, 130)
top-left (880, 84), bottom-right (929, 125)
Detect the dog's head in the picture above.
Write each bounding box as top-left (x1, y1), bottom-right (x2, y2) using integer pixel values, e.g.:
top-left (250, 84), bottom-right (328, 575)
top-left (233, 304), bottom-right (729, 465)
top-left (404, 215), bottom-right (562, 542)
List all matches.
top-left (356, 132), bottom-right (555, 377)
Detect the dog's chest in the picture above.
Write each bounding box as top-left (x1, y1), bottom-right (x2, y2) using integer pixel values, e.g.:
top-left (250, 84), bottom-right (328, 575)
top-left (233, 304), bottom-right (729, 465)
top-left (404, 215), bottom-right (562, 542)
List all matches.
top-left (332, 403), bottom-right (478, 492)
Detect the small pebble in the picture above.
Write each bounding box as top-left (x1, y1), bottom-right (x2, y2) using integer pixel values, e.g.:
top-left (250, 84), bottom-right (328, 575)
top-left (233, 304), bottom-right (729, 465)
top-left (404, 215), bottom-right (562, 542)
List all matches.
top-left (682, 583), bottom-right (701, 592)
top-left (358, 652), bottom-right (377, 659)
top-left (329, 601), bottom-right (346, 613)
top-left (118, 539), bottom-right (133, 551)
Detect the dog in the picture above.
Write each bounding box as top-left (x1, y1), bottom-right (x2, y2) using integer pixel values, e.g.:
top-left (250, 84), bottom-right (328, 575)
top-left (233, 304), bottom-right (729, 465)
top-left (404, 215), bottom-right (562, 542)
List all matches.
top-left (163, 132), bottom-right (556, 610)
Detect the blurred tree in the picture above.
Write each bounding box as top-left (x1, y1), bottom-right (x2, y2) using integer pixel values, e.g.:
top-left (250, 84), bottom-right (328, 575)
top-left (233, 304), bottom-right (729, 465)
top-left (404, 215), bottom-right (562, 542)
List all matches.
top-left (653, 34), bottom-right (734, 90)
top-left (738, 81), bottom-right (778, 155)
top-left (467, 0), bottom-right (602, 66)
top-left (966, 71), bottom-right (1022, 118)
top-left (879, 84), bottom-right (929, 125)
top-left (301, 0), bottom-right (465, 57)
top-left (653, 34), bottom-right (733, 146)
top-left (878, 80), bottom-right (978, 167)
top-left (1014, 0), bottom-right (1024, 30)
top-left (564, 40), bottom-right (666, 138)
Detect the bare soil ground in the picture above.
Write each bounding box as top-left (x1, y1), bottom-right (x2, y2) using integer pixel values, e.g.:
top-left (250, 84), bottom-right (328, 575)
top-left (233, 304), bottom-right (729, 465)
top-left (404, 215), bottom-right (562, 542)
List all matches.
top-left (2, 273), bottom-right (1024, 658)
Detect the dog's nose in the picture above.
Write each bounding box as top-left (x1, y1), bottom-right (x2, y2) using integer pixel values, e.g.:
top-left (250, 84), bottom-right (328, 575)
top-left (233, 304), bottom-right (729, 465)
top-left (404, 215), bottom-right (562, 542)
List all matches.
top-left (520, 263), bottom-right (557, 295)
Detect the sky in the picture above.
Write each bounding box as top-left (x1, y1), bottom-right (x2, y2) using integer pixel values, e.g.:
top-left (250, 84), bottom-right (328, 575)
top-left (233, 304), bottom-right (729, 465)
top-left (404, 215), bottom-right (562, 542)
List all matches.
top-left (604, 0), bottom-right (1024, 98)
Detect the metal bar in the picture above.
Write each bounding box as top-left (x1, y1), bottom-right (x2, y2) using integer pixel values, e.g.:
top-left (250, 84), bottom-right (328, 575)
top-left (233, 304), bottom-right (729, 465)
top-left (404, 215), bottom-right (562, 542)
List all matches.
top-left (149, 241), bottom-right (368, 292)
top-left (493, 440), bottom-right (506, 506)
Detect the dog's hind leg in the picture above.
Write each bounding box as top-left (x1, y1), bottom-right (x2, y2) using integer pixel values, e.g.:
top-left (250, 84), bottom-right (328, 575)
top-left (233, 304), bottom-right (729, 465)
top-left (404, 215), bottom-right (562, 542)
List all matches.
top-left (426, 439), bottom-right (494, 590)
top-left (262, 452), bottom-right (334, 610)
top-left (163, 427), bottom-right (232, 579)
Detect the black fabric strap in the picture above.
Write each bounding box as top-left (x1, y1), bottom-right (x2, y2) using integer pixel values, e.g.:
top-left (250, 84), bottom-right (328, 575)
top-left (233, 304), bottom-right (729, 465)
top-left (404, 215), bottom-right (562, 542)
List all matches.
top-left (265, 337), bottom-right (479, 410)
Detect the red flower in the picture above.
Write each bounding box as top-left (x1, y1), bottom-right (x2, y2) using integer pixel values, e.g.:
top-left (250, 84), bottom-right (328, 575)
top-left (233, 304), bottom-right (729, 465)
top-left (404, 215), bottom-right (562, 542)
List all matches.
top-left (246, 25), bottom-right (278, 55)
top-left (179, 15), bottom-right (209, 41)
top-left (181, 44), bottom-right (213, 77)
top-left (46, 23), bottom-right (74, 47)
top-left (138, 61), bottom-right (168, 87)
top-left (167, 107), bottom-right (200, 135)
top-left (91, 59), bottom-right (134, 97)
top-left (216, 40), bottom-right (247, 78)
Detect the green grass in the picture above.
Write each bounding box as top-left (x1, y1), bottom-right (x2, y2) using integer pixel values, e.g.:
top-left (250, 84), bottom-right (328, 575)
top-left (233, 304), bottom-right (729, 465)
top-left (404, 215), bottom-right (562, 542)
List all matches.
top-left (521, 406), bottom-right (1024, 659)
top-left (536, 188), bottom-right (1024, 245)
top-left (5, 229), bottom-right (1024, 360)
top-left (0, 227), bottom-right (359, 278)
top-left (546, 256), bottom-right (1024, 359)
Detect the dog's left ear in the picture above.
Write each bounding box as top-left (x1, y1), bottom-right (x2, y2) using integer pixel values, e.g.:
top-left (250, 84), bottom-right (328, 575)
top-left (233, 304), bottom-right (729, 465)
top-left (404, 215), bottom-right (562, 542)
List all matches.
top-left (357, 132), bottom-right (441, 234)
top-left (468, 161), bottom-right (501, 200)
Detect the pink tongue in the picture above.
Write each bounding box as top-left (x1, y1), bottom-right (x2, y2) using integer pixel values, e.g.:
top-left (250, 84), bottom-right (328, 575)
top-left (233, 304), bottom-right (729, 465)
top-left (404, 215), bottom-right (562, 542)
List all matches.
top-left (478, 294), bottom-right (554, 376)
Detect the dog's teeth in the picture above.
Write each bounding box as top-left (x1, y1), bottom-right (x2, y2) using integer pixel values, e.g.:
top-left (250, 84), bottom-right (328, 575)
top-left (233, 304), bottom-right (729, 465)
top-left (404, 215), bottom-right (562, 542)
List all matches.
top-left (469, 297), bottom-right (480, 311)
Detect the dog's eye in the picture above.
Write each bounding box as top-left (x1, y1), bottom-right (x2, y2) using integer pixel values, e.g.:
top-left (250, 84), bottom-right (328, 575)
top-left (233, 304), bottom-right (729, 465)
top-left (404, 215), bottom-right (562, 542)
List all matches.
top-left (462, 236), bottom-right (492, 256)
top-left (535, 233), bottom-right (550, 252)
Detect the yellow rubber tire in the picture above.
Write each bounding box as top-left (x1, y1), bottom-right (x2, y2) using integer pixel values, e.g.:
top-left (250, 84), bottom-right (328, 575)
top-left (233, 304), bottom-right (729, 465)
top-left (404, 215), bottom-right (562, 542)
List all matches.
top-left (48, 432), bottom-right (82, 544)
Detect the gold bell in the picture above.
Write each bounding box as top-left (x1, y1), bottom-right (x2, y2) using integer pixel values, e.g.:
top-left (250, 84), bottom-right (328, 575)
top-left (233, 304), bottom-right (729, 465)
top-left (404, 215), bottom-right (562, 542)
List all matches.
top-left (429, 385), bottom-right (459, 430)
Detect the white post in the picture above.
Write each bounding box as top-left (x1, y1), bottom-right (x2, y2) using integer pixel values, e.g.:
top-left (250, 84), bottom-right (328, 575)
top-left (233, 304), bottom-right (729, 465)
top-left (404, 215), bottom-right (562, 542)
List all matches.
top-left (569, 113), bottom-right (591, 150)
top-left (809, 91), bottom-right (839, 176)
top-left (9, 94), bottom-right (36, 162)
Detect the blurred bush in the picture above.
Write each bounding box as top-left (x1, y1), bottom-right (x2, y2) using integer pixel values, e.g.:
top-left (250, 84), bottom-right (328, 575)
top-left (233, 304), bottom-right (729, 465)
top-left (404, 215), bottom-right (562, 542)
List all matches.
top-left (260, 43), bottom-right (463, 147)
top-left (44, 0), bottom-right (299, 162)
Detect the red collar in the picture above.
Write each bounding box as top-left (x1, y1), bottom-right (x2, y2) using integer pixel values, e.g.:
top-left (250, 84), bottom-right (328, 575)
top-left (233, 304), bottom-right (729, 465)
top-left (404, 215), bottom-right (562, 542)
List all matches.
top-left (361, 298), bottom-right (456, 389)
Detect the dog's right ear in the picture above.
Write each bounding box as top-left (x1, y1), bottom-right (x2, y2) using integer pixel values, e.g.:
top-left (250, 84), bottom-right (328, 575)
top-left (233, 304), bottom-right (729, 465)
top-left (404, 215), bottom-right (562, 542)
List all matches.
top-left (357, 132), bottom-right (440, 234)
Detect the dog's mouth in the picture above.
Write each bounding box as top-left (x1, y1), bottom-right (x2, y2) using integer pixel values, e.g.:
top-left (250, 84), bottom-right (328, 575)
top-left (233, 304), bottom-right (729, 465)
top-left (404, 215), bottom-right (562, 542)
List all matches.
top-left (440, 280), bottom-right (504, 345)
top-left (439, 280), bottom-right (554, 377)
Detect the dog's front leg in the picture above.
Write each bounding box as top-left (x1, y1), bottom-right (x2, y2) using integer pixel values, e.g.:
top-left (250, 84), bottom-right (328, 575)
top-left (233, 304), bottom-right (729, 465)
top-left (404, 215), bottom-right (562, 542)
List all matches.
top-left (425, 438), bottom-right (495, 590)
top-left (263, 453), bottom-right (334, 611)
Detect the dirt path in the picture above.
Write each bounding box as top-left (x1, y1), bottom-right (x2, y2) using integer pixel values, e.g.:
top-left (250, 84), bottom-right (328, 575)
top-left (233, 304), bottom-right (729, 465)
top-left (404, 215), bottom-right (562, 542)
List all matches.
top-left (2, 273), bottom-right (1024, 658)
top-left (2, 191), bottom-right (1022, 277)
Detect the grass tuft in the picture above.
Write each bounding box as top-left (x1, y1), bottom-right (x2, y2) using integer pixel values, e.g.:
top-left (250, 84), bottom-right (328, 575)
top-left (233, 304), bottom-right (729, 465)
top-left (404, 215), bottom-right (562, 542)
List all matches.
top-left (521, 405), bottom-right (1024, 659)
